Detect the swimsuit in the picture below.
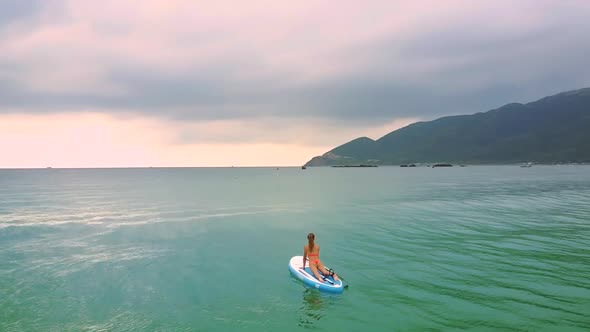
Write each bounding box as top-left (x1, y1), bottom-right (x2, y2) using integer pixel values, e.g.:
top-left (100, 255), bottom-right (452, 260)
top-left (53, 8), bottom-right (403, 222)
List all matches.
top-left (308, 252), bottom-right (320, 265)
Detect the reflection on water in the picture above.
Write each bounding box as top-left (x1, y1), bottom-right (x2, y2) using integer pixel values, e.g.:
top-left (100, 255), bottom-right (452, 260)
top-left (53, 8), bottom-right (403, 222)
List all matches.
top-left (298, 289), bottom-right (325, 329)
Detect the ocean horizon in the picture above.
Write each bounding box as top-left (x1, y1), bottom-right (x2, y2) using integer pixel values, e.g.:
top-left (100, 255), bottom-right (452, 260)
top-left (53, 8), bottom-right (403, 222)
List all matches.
top-left (3, 163), bottom-right (588, 170)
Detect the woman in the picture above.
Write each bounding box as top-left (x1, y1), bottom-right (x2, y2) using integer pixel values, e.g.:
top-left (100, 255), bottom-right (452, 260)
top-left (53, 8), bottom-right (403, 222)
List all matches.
top-left (303, 233), bottom-right (340, 282)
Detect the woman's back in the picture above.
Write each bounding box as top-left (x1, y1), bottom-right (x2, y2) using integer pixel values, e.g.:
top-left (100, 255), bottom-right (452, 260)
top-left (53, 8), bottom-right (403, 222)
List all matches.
top-left (305, 243), bottom-right (320, 260)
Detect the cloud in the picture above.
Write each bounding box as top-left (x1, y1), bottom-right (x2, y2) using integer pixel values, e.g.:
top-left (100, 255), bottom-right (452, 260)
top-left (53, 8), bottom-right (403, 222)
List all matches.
top-left (0, 110), bottom-right (417, 167)
top-left (0, 0), bottom-right (43, 28)
top-left (0, 112), bottom-right (336, 167)
top-left (1, 0), bottom-right (589, 141)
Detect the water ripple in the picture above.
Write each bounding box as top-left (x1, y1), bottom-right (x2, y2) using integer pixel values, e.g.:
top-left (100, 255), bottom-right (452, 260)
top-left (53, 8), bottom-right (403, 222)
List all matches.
top-left (1, 167), bottom-right (589, 331)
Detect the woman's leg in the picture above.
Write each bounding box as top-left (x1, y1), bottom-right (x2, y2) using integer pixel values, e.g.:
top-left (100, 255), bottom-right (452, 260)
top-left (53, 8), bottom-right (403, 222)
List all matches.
top-left (318, 262), bottom-right (340, 281)
top-left (309, 263), bottom-right (325, 282)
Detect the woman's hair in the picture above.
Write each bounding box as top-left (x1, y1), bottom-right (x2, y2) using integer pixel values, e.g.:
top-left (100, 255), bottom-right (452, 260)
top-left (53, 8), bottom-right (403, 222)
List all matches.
top-left (307, 233), bottom-right (315, 252)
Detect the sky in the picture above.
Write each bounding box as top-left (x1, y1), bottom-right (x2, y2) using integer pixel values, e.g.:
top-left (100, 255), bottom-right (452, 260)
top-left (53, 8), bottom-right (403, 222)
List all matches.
top-left (1, 0), bottom-right (589, 167)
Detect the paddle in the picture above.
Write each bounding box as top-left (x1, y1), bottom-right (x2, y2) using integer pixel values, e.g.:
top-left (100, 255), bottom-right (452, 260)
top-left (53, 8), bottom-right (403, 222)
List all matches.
top-left (326, 267), bottom-right (349, 288)
top-left (322, 276), bottom-right (335, 285)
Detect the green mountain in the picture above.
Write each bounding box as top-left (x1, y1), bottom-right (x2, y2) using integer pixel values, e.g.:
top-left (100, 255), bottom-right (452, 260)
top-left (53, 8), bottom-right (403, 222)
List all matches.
top-left (305, 87), bottom-right (590, 166)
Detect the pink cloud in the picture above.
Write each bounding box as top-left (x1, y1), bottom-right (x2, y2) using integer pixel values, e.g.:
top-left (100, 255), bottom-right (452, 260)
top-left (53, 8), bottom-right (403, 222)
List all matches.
top-left (0, 112), bottom-right (417, 168)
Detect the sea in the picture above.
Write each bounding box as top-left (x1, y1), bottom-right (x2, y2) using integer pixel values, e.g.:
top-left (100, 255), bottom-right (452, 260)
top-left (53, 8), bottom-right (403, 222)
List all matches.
top-left (1, 166), bottom-right (589, 331)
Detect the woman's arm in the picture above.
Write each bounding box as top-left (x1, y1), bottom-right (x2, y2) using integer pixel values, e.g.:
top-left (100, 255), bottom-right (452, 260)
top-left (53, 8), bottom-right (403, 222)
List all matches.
top-left (302, 245), bottom-right (308, 269)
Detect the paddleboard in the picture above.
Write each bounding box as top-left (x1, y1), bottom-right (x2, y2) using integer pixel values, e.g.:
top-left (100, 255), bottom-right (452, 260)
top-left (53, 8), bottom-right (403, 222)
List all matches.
top-left (288, 255), bottom-right (344, 293)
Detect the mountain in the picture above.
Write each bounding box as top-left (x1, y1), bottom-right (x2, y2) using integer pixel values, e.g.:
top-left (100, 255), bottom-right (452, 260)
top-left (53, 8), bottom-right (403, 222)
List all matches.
top-left (305, 87), bottom-right (590, 166)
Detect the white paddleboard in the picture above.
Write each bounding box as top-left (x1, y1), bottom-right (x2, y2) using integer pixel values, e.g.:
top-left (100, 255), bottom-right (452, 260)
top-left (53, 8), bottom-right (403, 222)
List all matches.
top-left (288, 255), bottom-right (344, 293)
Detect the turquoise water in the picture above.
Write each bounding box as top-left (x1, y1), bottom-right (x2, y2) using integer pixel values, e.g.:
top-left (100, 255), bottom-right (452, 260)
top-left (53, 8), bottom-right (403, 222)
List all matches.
top-left (1, 166), bottom-right (589, 331)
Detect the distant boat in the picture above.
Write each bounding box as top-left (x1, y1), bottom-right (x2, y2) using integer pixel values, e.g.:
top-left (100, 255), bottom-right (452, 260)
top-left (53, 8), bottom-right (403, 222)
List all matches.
top-left (432, 163), bottom-right (453, 168)
top-left (520, 162), bottom-right (533, 168)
